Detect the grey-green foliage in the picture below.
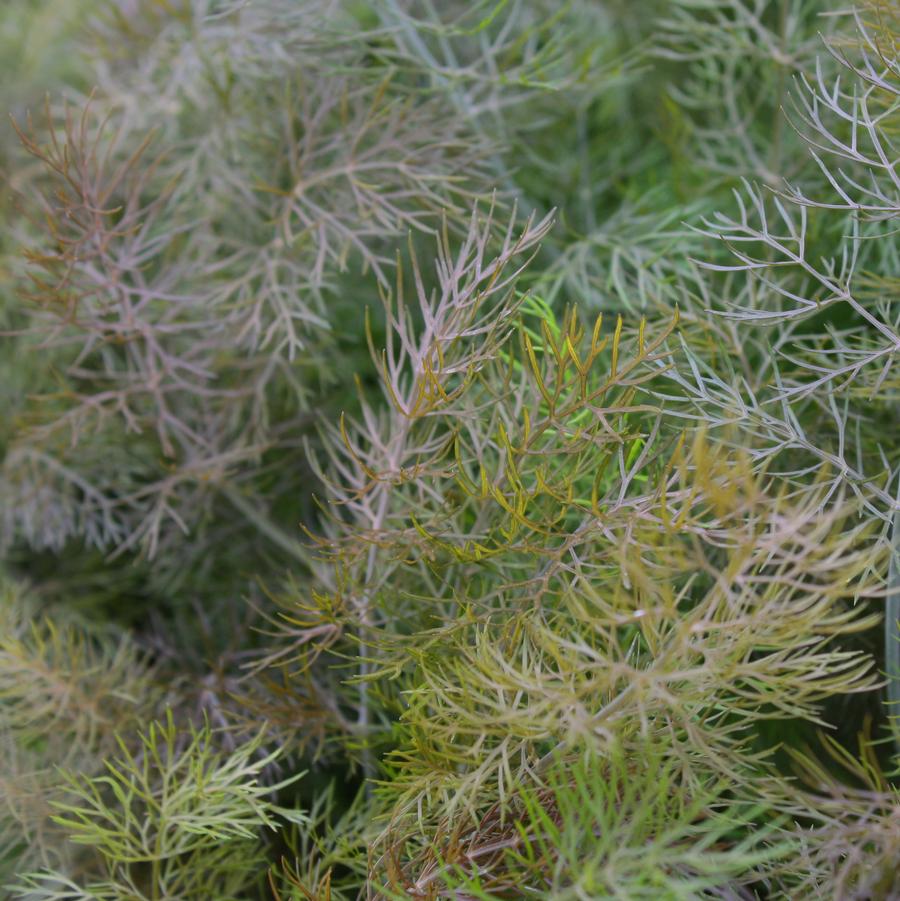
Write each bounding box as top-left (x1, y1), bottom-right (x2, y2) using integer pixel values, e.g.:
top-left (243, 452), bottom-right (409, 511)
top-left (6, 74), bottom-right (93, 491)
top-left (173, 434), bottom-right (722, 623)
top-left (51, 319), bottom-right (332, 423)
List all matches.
top-left (432, 747), bottom-right (788, 900)
top-left (11, 712), bottom-right (301, 900)
top-left (1, 1), bottom-right (899, 899)
top-left (0, 579), bottom-right (153, 881)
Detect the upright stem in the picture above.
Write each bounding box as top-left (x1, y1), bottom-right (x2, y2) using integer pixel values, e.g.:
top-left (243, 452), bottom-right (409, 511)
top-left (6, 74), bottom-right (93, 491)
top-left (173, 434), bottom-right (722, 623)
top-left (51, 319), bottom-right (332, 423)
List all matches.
top-left (355, 306), bottom-right (434, 783)
top-left (767, 0), bottom-right (791, 183)
top-left (887, 509), bottom-right (900, 751)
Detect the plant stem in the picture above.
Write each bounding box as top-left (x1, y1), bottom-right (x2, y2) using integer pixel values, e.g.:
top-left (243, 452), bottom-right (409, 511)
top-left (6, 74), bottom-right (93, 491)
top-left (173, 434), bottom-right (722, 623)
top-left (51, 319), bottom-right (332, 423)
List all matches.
top-left (887, 509), bottom-right (900, 751)
top-left (221, 484), bottom-right (310, 566)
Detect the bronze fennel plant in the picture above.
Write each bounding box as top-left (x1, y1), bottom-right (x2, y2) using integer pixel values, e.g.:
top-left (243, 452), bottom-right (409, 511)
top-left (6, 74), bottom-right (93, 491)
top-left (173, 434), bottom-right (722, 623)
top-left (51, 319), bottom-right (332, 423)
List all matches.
top-left (1, 1), bottom-right (898, 899)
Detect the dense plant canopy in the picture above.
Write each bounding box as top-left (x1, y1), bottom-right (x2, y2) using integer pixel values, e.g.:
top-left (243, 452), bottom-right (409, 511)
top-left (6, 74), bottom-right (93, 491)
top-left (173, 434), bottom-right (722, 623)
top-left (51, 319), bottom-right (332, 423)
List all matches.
top-left (1, 1), bottom-right (898, 899)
